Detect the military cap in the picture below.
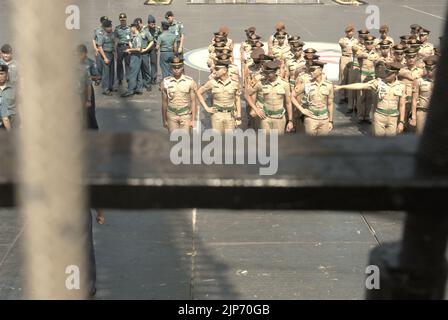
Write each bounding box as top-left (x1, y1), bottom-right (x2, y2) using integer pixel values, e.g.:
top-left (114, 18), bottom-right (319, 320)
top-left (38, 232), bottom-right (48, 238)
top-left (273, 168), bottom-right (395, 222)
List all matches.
top-left (216, 53), bottom-right (232, 60)
top-left (214, 35), bottom-right (227, 42)
top-left (423, 55), bottom-right (438, 68)
top-left (292, 41), bottom-right (305, 48)
top-left (0, 64), bottom-right (9, 73)
top-left (434, 47), bottom-right (441, 56)
top-left (250, 48), bottom-right (265, 61)
top-left (358, 28), bottom-right (370, 35)
top-left (100, 16), bottom-right (109, 23)
top-left (213, 41), bottom-right (227, 48)
top-left (275, 22), bottom-right (286, 30)
top-left (217, 48), bottom-right (232, 55)
top-left (102, 19), bottom-right (112, 28)
top-left (148, 15), bottom-right (156, 23)
top-left (134, 18), bottom-right (143, 24)
top-left (250, 34), bottom-right (261, 40)
top-left (393, 44), bottom-right (407, 53)
top-left (364, 35), bottom-right (376, 44)
top-left (165, 11), bottom-right (174, 18)
top-left (1, 44), bottom-right (12, 54)
top-left (119, 13), bottom-right (127, 20)
top-left (379, 25), bottom-right (389, 32)
top-left (170, 56), bottom-right (184, 66)
top-left (264, 60), bottom-right (281, 71)
top-left (245, 27), bottom-right (256, 34)
top-left (303, 48), bottom-right (317, 54)
top-left (379, 40), bottom-right (393, 48)
top-left (288, 35), bottom-right (301, 42)
top-left (274, 31), bottom-right (288, 39)
top-left (309, 61), bottom-right (326, 69)
top-left (420, 28), bottom-right (431, 35)
top-left (385, 62), bottom-right (403, 72)
top-left (405, 47), bottom-right (419, 57)
top-left (345, 25), bottom-right (355, 33)
top-left (408, 38), bottom-right (423, 48)
top-left (410, 24), bottom-right (422, 30)
top-left (400, 35), bottom-right (415, 42)
top-left (219, 26), bottom-right (230, 35)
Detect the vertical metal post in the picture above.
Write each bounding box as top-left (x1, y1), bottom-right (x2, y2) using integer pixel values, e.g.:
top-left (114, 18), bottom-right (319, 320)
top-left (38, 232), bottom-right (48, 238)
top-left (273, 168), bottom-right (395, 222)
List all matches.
top-left (15, 0), bottom-right (90, 299)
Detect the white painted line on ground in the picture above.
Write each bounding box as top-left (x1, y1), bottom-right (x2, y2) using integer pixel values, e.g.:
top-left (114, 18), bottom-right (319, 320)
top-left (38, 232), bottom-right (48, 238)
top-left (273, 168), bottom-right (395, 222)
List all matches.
top-left (0, 225), bottom-right (24, 268)
top-left (403, 5), bottom-right (446, 20)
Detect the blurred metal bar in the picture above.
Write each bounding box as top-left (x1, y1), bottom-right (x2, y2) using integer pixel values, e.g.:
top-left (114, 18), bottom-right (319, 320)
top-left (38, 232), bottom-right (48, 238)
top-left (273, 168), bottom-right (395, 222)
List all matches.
top-left (14, 0), bottom-right (90, 299)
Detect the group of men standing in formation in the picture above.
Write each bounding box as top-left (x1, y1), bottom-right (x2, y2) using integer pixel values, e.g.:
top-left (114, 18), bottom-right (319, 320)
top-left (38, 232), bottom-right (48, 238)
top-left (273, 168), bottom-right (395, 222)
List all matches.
top-left (161, 21), bottom-right (442, 137)
top-left (91, 11), bottom-right (184, 98)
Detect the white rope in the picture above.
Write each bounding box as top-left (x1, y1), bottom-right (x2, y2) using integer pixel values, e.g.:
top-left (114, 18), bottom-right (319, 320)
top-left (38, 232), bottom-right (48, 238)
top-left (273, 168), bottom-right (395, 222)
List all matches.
top-left (15, 0), bottom-right (90, 299)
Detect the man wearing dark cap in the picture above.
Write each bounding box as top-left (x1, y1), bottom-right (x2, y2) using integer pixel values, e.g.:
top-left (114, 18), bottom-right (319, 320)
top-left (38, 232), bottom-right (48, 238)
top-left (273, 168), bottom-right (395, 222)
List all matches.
top-left (376, 40), bottom-right (394, 79)
top-left (336, 62), bottom-right (406, 136)
top-left (147, 15), bottom-right (161, 85)
top-left (0, 64), bottom-right (16, 131)
top-left (291, 61), bottom-right (334, 136)
top-left (392, 44), bottom-right (407, 64)
top-left (157, 21), bottom-right (178, 79)
top-left (240, 27), bottom-right (257, 66)
top-left (245, 60), bottom-right (294, 135)
top-left (338, 26), bottom-right (359, 104)
top-left (284, 42), bottom-right (306, 88)
top-left (0, 44), bottom-right (18, 85)
top-left (197, 59), bottom-right (241, 132)
top-left (161, 57), bottom-right (198, 133)
top-left (92, 16), bottom-right (109, 80)
top-left (411, 55), bottom-right (438, 134)
top-left (355, 35), bottom-right (380, 123)
top-left (114, 13), bottom-right (131, 87)
top-left (122, 21), bottom-right (143, 97)
top-left (268, 22), bottom-right (288, 55)
top-left (271, 31), bottom-right (291, 62)
top-left (96, 19), bottom-right (115, 95)
top-left (398, 48), bottom-right (424, 129)
top-left (410, 24), bottom-right (422, 40)
top-left (165, 11), bottom-right (185, 55)
top-left (418, 28), bottom-right (435, 59)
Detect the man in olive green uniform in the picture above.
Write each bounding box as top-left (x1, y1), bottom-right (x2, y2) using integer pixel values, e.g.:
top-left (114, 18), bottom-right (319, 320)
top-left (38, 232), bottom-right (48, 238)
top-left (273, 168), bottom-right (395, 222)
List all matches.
top-left (336, 62), bottom-right (406, 137)
top-left (245, 60), bottom-right (294, 135)
top-left (161, 57), bottom-right (197, 133)
top-left (114, 13), bottom-right (131, 86)
top-left (291, 61), bottom-right (334, 136)
top-left (197, 59), bottom-right (241, 133)
top-left (411, 56), bottom-right (438, 135)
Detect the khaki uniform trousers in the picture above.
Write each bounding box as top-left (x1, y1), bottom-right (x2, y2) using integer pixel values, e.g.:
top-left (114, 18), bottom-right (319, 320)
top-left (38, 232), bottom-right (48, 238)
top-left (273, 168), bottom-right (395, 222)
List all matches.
top-left (211, 112), bottom-right (236, 133)
top-left (260, 116), bottom-right (286, 135)
top-left (357, 75), bottom-right (375, 120)
top-left (339, 56), bottom-right (352, 100)
top-left (167, 112), bottom-right (192, 133)
top-left (347, 64), bottom-right (360, 112)
top-left (372, 112), bottom-right (398, 136)
top-left (416, 109), bottom-right (428, 135)
top-left (304, 117), bottom-right (330, 136)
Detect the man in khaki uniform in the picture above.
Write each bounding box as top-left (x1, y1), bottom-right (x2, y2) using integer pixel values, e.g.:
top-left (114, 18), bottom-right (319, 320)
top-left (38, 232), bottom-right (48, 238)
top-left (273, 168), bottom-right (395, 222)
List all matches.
top-left (411, 56), bottom-right (438, 135)
top-left (161, 57), bottom-right (198, 133)
top-left (338, 25), bottom-right (359, 104)
top-left (271, 31), bottom-right (292, 63)
top-left (376, 40), bottom-right (394, 78)
top-left (356, 35), bottom-right (380, 123)
top-left (284, 41), bottom-right (306, 87)
top-left (399, 47), bottom-right (425, 130)
top-left (291, 61), bottom-right (334, 136)
top-left (392, 44), bottom-right (407, 65)
top-left (374, 25), bottom-right (395, 48)
top-left (418, 28), bottom-right (435, 59)
top-left (268, 22), bottom-right (288, 55)
top-left (245, 60), bottom-right (294, 135)
top-left (336, 62), bottom-right (406, 136)
top-left (197, 59), bottom-right (241, 133)
top-left (410, 24), bottom-right (423, 41)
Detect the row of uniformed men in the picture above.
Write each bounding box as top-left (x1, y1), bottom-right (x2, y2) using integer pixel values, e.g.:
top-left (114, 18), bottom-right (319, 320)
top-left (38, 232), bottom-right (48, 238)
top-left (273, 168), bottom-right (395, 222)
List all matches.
top-left (92, 11), bottom-right (184, 98)
top-left (338, 24), bottom-right (442, 134)
top-left (0, 44), bottom-right (18, 131)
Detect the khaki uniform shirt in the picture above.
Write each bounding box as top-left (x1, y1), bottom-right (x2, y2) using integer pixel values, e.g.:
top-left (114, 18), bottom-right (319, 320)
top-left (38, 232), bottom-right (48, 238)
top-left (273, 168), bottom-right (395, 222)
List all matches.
top-left (302, 80), bottom-right (334, 119)
top-left (286, 57), bottom-right (306, 86)
top-left (413, 77), bottom-right (433, 110)
top-left (357, 49), bottom-right (380, 76)
top-left (339, 37), bottom-right (360, 58)
top-left (249, 77), bottom-right (290, 116)
top-left (418, 43), bottom-right (435, 59)
top-left (163, 74), bottom-right (196, 114)
top-left (272, 44), bottom-right (292, 61)
top-left (201, 77), bottom-right (240, 108)
top-left (368, 79), bottom-right (404, 115)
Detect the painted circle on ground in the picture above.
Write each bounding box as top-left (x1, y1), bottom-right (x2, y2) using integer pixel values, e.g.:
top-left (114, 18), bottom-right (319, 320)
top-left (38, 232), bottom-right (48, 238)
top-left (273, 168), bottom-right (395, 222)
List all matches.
top-left (184, 42), bottom-right (342, 82)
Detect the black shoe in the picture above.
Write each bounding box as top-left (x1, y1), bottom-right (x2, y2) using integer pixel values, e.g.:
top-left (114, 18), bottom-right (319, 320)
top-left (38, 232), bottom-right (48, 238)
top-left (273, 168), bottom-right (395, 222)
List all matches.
top-left (346, 109), bottom-right (354, 114)
top-left (135, 91), bottom-right (144, 95)
top-left (102, 91), bottom-right (112, 96)
top-left (146, 86), bottom-right (152, 92)
top-left (121, 92), bottom-right (134, 98)
top-left (364, 119), bottom-right (372, 124)
top-left (358, 119), bottom-right (364, 124)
